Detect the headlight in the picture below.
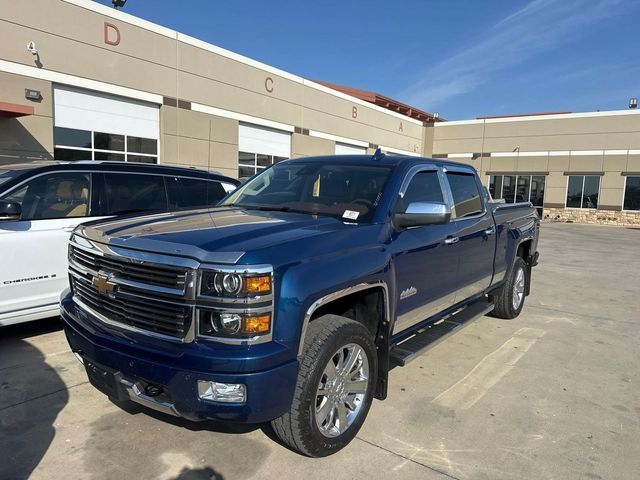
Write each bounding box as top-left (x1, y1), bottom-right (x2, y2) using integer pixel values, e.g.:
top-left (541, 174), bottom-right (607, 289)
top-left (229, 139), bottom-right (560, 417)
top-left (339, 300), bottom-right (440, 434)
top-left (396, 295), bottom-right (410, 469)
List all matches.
top-left (198, 310), bottom-right (271, 338)
top-left (200, 271), bottom-right (272, 298)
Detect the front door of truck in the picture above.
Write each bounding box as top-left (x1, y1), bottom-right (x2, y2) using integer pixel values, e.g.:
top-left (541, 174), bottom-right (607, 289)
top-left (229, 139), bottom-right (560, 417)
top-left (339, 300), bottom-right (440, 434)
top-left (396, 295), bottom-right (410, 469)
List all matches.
top-left (443, 170), bottom-right (495, 302)
top-left (390, 168), bottom-right (461, 335)
top-left (0, 172), bottom-right (101, 323)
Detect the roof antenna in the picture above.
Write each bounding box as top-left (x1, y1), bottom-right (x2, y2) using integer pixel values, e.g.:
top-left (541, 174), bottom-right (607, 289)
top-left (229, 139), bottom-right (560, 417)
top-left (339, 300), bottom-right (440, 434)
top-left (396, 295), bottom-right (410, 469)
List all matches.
top-left (372, 148), bottom-right (385, 161)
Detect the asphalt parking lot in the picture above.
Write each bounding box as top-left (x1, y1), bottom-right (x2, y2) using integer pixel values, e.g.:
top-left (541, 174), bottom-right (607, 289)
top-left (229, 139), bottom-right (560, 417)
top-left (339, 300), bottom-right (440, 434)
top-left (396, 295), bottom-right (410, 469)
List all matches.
top-left (1, 222), bottom-right (639, 480)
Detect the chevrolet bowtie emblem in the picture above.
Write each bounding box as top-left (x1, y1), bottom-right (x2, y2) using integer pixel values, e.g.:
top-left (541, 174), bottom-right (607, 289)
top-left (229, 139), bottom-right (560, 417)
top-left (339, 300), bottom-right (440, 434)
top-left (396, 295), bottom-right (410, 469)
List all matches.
top-left (92, 272), bottom-right (117, 296)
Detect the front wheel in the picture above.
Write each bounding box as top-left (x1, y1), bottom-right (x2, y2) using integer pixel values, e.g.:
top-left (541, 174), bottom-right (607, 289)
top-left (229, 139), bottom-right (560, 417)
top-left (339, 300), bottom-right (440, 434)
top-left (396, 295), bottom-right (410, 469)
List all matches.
top-left (271, 314), bottom-right (377, 457)
top-left (490, 257), bottom-right (528, 319)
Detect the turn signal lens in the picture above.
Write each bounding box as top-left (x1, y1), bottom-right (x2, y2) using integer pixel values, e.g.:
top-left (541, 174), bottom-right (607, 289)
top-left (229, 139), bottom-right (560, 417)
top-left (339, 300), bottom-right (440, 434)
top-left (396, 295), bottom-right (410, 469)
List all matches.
top-left (243, 314), bottom-right (271, 334)
top-left (245, 275), bottom-right (272, 295)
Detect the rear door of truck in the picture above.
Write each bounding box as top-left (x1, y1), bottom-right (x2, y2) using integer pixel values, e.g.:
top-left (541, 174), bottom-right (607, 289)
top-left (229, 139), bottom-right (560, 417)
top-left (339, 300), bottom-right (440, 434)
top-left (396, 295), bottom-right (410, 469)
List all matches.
top-left (443, 168), bottom-right (496, 302)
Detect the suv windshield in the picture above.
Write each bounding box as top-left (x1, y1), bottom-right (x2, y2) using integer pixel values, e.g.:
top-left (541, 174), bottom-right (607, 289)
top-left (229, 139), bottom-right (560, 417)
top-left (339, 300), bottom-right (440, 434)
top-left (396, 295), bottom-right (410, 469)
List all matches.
top-left (221, 162), bottom-right (394, 222)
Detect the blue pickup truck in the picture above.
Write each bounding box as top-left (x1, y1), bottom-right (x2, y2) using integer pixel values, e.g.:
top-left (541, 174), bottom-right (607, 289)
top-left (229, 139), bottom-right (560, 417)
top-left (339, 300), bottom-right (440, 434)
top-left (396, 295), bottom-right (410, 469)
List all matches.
top-left (61, 153), bottom-right (540, 457)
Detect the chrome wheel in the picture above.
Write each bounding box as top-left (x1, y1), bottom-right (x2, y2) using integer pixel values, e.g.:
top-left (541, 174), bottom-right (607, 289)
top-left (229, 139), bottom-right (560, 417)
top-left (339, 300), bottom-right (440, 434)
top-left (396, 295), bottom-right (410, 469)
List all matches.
top-left (315, 343), bottom-right (369, 438)
top-left (512, 266), bottom-right (525, 310)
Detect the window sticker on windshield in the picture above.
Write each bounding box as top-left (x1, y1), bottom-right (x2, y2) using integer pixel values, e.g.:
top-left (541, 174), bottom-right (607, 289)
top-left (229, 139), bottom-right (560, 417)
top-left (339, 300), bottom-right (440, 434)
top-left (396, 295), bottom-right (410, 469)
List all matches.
top-left (343, 210), bottom-right (359, 220)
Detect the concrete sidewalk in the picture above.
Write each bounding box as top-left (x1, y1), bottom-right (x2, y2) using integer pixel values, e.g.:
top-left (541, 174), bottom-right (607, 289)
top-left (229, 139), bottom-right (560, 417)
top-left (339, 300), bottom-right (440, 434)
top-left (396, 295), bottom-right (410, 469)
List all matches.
top-left (1, 223), bottom-right (639, 479)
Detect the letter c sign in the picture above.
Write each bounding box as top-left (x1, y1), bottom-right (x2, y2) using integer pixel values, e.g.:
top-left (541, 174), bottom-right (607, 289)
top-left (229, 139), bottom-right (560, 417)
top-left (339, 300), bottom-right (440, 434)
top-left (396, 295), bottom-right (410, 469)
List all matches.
top-left (104, 22), bottom-right (121, 46)
top-left (265, 77), bottom-right (274, 93)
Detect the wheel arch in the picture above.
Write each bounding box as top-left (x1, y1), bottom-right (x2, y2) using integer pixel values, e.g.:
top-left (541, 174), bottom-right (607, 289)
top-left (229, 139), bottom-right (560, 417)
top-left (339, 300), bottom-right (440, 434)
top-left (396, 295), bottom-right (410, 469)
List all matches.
top-left (298, 281), bottom-right (392, 400)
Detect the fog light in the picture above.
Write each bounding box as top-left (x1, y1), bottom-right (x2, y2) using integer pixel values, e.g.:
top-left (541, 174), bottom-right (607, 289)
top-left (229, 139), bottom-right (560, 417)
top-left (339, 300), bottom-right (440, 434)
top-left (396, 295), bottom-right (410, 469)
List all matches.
top-left (198, 380), bottom-right (246, 403)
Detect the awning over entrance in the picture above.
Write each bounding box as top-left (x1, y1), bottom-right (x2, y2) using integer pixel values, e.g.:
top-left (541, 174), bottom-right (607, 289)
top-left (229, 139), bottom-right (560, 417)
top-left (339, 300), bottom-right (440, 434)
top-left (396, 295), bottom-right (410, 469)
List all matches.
top-left (0, 101), bottom-right (35, 118)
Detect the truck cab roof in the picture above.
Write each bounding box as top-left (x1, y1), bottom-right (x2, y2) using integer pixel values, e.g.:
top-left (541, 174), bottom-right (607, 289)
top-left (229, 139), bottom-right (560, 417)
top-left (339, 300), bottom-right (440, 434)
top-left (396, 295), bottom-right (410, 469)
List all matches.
top-left (278, 154), bottom-right (477, 173)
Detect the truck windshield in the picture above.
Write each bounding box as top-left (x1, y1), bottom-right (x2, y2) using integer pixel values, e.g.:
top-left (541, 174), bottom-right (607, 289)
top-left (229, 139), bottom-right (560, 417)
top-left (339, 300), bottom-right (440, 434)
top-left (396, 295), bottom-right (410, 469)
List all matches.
top-left (0, 170), bottom-right (25, 187)
top-left (221, 162), bottom-right (394, 222)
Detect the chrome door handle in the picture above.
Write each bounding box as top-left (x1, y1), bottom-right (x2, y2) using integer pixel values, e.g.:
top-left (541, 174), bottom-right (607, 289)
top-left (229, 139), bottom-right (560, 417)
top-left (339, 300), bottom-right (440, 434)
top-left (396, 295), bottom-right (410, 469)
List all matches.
top-left (444, 236), bottom-right (459, 245)
top-left (484, 226), bottom-right (495, 236)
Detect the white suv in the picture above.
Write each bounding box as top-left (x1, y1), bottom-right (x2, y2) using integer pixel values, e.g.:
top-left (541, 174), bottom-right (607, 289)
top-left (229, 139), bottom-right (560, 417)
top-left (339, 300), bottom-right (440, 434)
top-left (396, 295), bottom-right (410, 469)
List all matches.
top-left (0, 161), bottom-right (238, 326)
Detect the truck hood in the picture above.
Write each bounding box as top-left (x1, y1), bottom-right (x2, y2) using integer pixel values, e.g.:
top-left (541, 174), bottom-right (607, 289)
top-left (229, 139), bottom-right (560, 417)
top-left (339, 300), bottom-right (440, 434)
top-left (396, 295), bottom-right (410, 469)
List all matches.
top-left (76, 207), bottom-right (373, 264)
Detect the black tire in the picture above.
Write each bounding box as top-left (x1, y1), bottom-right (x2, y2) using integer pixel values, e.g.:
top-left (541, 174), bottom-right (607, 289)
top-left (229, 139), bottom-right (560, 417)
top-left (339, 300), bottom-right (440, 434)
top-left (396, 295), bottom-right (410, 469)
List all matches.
top-left (271, 314), bottom-right (377, 457)
top-left (490, 257), bottom-right (528, 319)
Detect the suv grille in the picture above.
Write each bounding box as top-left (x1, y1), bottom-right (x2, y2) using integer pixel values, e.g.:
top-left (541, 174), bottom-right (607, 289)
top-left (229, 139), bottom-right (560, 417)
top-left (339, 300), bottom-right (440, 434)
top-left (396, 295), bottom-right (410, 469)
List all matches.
top-left (69, 242), bottom-right (196, 340)
top-left (70, 245), bottom-right (186, 290)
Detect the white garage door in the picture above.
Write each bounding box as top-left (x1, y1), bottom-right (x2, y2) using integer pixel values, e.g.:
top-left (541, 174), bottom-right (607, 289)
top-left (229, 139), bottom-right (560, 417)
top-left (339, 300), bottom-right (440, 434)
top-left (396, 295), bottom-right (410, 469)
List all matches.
top-left (53, 85), bottom-right (160, 163)
top-left (238, 123), bottom-right (291, 178)
top-left (335, 142), bottom-right (367, 155)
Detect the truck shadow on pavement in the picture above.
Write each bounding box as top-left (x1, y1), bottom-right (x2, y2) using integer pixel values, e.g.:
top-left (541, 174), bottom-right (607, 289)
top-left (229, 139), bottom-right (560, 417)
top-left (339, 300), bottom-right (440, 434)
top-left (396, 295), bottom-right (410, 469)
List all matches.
top-left (0, 339), bottom-right (69, 480)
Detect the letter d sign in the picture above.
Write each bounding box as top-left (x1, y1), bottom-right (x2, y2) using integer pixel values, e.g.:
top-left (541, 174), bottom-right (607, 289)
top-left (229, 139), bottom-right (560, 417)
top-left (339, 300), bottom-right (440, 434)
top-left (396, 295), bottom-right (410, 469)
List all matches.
top-left (104, 22), bottom-right (121, 46)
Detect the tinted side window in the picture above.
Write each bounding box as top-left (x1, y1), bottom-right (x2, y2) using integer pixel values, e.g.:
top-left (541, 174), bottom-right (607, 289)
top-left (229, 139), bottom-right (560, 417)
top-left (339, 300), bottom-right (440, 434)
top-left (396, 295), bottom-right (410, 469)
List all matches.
top-left (1, 172), bottom-right (91, 220)
top-left (176, 178), bottom-right (227, 209)
top-left (446, 172), bottom-right (483, 219)
top-left (177, 178), bottom-right (207, 208)
top-left (207, 181), bottom-right (227, 203)
top-left (400, 171), bottom-right (444, 211)
top-left (103, 173), bottom-right (167, 215)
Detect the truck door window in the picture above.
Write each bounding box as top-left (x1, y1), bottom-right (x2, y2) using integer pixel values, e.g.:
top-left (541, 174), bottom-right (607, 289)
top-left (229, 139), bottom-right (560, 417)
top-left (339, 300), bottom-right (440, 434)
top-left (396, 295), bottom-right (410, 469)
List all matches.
top-left (399, 171), bottom-right (443, 212)
top-left (103, 173), bottom-right (167, 215)
top-left (1, 173), bottom-right (91, 220)
top-left (446, 172), bottom-right (484, 219)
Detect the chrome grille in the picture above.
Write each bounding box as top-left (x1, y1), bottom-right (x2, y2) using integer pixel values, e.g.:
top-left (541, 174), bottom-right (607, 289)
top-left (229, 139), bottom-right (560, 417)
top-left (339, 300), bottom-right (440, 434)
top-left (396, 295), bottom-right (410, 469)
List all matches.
top-left (68, 239), bottom-right (198, 340)
top-left (70, 244), bottom-right (186, 290)
top-left (71, 272), bottom-right (191, 338)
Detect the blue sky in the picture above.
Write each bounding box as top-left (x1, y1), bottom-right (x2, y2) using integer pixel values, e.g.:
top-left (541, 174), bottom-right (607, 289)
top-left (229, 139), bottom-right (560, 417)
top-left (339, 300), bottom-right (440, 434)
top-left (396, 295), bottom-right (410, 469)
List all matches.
top-left (98, 0), bottom-right (639, 120)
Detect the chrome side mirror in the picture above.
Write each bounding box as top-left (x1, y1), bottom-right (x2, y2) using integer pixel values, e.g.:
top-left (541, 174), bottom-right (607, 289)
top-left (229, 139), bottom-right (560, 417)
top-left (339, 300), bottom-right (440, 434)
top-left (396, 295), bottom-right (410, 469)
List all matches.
top-left (393, 202), bottom-right (451, 229)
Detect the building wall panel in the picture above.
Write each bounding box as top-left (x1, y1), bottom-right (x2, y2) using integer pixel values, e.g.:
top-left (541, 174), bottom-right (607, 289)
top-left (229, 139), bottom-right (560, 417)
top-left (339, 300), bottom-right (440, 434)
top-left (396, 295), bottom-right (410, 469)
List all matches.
top-left (627, 154), bottom-right (640, 172)
top-left (291, 134), bottom-right (334, 158)
top-left (568, 154), bottom-right (603, 172)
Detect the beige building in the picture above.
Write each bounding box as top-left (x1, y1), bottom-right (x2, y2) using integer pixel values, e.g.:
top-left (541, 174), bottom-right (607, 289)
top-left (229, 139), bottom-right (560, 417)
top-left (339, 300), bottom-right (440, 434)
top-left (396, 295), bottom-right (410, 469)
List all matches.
top-left (429, 112), bottom-right (640, 225)
top-left (1, 0), bottom-right (639, 225)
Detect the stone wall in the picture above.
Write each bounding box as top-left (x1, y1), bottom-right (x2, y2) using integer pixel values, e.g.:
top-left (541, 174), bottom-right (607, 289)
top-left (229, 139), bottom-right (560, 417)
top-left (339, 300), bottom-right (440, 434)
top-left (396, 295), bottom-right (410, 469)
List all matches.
top-left (542, 207), bottom-right (640, 226)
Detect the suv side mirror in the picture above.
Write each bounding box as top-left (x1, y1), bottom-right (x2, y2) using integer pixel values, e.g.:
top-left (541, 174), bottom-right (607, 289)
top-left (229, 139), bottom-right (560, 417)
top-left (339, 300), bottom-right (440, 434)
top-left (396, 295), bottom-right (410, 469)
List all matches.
top-left (0, 200), bottom-right (21, 221)
top-left (394, 202), bottom-right (450, 229)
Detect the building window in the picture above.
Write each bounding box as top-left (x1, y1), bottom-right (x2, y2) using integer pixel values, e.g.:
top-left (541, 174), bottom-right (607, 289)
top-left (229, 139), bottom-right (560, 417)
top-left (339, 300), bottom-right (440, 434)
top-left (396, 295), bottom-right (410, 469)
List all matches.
top-left (489, 174), bottom-right (546, 215)
top-left (623, 176), bottom-right (640, 211)
top-left (238, 151), bottom-right (287, 179)
top-left (54, 127), bottom-right (158, 163)
top-left (566, 175), bottom-right (600, 209)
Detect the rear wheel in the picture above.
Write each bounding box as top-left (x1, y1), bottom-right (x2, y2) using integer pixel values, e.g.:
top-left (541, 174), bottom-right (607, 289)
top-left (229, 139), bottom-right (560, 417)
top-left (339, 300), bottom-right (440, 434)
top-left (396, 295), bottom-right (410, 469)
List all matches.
top-left (490, 257), bottom-right (528, 319)
top-left (271, 314), bottom-right (377, 457)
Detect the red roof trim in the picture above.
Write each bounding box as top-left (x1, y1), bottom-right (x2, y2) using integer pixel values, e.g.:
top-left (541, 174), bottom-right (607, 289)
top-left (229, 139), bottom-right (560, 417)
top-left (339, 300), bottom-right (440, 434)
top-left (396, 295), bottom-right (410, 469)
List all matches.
top-left (0, 101), bottom-right (35, 118)
top-left (315, 81), bottom-right (442, 122)
top-left (476, 111), bottom-right (572, 120)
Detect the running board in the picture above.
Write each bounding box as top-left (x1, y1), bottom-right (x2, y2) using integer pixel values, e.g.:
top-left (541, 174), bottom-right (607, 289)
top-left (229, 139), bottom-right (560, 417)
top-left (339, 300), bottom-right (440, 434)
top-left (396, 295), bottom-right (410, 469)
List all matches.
top-left (390, 300), bottom-right (495, 367)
